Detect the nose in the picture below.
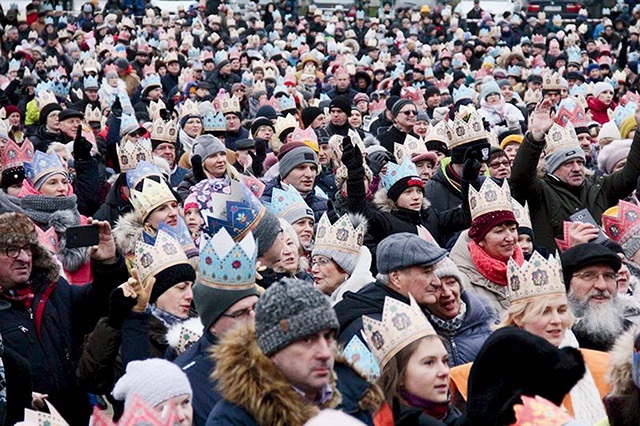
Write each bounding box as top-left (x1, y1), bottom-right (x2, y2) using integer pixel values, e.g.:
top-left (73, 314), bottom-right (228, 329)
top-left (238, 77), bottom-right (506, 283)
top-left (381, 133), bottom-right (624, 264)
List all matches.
top-left (168, 206), bottom-right (178, 217)
top-left (16, 249), bottom-right (31, 262)
top-left (311, 263), bottom-right (320, 273)
top-left (184, 286), bottom-right (194, 302)
top-left (549, 309), bottom-right (562, 323)
top-left (315, 337), bottom-right (333, 360)
top-left (593, 274), bottom-right (608, 290)
top-left (174, 404), bottom-right (188, 422)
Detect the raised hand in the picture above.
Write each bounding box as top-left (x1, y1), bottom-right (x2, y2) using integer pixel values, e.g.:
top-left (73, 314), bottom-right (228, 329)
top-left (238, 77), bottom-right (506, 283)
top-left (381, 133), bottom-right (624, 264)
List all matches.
top-left (87, 217), bottom-right (117, 263)
top-left (341, 136), bottom-right (363, 170)
top-left (130, 268), bottom-right (156, 313)
top-left (529, 99), bottom-right (556, 142)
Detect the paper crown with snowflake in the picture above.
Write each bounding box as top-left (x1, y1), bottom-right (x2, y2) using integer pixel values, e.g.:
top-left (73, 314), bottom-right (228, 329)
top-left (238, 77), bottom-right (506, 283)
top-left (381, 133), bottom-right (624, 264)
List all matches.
top-left (125, 160), bottom-right (162, 189)
top-left (151, 216), bottom-right (198, 259)
top-left (342, 335), bottom-right (381, 382)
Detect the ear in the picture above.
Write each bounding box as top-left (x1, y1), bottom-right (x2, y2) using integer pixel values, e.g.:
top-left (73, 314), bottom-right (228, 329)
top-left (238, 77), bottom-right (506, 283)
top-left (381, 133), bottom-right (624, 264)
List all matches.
top-left (513, 315), bottom-right (524, 328)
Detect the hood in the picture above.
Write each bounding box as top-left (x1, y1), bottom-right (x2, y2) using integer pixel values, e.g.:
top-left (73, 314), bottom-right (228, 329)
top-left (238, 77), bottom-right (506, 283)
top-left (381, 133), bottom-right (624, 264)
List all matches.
top-left (330, 244), bottom-right (375, 306)
top-left (335, 281), bottom-right (407, 332)
top-left (211, 322), bottom-right (341, 426)
top-left (113, 210), bottom-right (144, 257)
top-left (607, 323), bottom-right (639, 396)
top-left (372, 187), bottom-right (431, 213)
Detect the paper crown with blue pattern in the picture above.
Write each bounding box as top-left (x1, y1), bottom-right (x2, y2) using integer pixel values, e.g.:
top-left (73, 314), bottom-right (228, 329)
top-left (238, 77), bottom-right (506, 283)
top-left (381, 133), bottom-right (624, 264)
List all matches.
top-left (135, 229), bottom-right (190, 286)
top-left (24, 151), bottom-right (66, 185)
top-left (126, 160), bottom-right (162, 189)
top-left (130, 177), bottom-right (176, 221)
top-left (83, 75), bottom-right (99, 90)
top-left (119, 113), bottom-right (141, 137)
top-left (199, 178), bottom-right (266, 241)
top-left (613, 102), bottom-right (638, 129)
top-left (50, 80), bottom-right (69, 99)
top-left (507, 65), bottom-right (521, 78)
top-left (452, 85), bottom-right (475, 103)
top-left (117, 138), bottom-right (154, 172)
top-left (203, 111), bottom-right (227, 132)
top-left (265, 184), bottom-right (314, 225)
top-left (198, 227), bottom-right (256, 289)
top-left (153, 216), bottom-right (198, 258)
top-left (142, 73), bottom-right (162, 93)
top-left (278, 94), bottom-right (296, 111)
top-left (381, 156), bottom-right (420, 190)
top-left (567, 46), bottom-right (581, 64)
top-left (342, 335), bottom-right (380, 382)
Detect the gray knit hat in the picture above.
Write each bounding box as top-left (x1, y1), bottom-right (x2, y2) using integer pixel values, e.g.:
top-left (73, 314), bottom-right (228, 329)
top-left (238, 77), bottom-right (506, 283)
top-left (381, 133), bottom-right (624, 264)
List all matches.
top-left (112, 359), bottom-right (192, 408)
top-left (278, 142), bottom-right (318, 179)
top-left (545, 145), bottom-right (586, 174)
top-left (255, 278), bottom-right (339, 356)
top-left (391, 99), bottom-right (414, 118)
top-left (193, 281), bottom-right (259, 329)
top-left (193, 134), bottom-right (226, 160)
top-left (253, 207), bottom-right (282, 258)
top-left (435, 257), bottom-right (465, 289)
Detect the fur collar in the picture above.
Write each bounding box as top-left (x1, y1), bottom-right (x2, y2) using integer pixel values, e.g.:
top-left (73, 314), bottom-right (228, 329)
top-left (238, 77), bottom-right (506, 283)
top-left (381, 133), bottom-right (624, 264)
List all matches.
top-left (607, 324), bottom-right (639, 395)
top-left (372, 187), bottom-right (431, 213)
top-left (211, 322), bottom-right (342, 426)
top-left (113, 211), bottom-right (144, 256)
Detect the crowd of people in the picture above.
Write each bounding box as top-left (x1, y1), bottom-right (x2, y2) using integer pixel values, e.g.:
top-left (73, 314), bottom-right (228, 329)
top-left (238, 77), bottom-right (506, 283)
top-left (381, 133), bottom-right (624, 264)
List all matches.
top-left (0, 0), bottom-right (640, 424)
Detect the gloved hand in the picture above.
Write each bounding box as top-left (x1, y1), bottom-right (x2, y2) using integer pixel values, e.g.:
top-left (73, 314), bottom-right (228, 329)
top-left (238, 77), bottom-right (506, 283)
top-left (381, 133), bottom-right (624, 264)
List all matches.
top-left (367, 150), bottom-right (392, 176)
top-left (73, 125), bottom-right (93, 161)
top-left (107, 287), bottom-right (137, 329)
top-left (341, 136), bottom-right (363, 170)
top-left (462, 147), bottom-right (483, 182)
top-left (111, 96), bottom-right (123, 118)
top-left (191, 154), bottom-right (207, 182)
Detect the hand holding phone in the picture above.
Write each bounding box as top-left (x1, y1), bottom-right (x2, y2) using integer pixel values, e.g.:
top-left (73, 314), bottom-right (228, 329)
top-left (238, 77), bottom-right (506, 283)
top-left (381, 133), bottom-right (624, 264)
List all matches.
top-left (65, 225), bottom-right (100, 249)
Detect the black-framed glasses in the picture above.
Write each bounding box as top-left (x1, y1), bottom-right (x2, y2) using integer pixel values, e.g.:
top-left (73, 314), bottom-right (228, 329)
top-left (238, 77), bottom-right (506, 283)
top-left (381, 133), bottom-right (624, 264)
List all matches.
top-left (400, 110), bottom-right (418, 116)
top-left (221, 304), bottom-right (257, 319)
top-left (489, 160), bottom-right (510, 169)
top-left (5, 244), bottom-right (34, 259)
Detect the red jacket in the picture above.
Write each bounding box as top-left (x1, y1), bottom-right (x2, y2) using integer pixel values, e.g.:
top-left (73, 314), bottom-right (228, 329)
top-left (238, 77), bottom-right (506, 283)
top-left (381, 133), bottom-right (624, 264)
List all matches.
top-left (587, 96), bottom-right (617, 125)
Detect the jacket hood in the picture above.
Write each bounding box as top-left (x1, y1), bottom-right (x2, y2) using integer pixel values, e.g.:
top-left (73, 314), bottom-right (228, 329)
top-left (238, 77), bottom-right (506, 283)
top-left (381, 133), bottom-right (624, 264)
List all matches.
top-left (211, 322), bottom-right (341, 426)
top-left (607, 323), bottom-right (639, 396)
top-left (330, 245), bottom-right (375, 306)
top-left (113, 210), bottom-right (144, 257)
top-left (372, 187), bottom-right (431, 213)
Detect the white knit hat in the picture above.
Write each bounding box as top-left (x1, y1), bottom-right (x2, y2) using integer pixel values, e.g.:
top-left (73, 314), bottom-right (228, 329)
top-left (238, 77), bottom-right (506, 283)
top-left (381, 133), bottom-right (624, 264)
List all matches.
top-left (436, 257), bottom-right (465, 289)
top-left (597, 120), bottom-right (622, 145)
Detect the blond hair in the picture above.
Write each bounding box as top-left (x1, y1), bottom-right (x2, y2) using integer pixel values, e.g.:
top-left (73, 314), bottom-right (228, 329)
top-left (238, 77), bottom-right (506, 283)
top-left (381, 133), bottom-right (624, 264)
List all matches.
top-left (497, 294), bottom-right (575, 330)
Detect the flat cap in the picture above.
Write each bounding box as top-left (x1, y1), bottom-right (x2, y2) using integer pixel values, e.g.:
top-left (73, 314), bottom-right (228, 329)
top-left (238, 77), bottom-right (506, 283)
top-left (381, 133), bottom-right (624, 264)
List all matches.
top-left (376, 233), bottom-right (447, 274)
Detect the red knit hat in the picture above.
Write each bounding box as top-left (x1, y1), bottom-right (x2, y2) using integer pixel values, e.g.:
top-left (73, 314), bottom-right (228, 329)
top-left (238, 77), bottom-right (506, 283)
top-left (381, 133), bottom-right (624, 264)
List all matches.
top-left (4, 105), bottom-right (20, 118)
top-left (468, 210), bottom-right (518, 242)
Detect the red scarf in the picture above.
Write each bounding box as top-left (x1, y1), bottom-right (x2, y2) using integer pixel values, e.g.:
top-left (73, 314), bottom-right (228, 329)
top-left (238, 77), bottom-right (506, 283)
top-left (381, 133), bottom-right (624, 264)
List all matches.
top-left (1, 282), bottom-right (34, 309)
top-left (468, 239), bottom-right (524, 286)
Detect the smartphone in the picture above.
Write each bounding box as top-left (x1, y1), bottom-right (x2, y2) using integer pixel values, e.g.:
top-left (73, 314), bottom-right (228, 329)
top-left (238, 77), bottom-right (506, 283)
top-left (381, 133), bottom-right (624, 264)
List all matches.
top-left (569, 209), bottom-right (609, 244)
top-left (65, 225), bottom-right (99, 249)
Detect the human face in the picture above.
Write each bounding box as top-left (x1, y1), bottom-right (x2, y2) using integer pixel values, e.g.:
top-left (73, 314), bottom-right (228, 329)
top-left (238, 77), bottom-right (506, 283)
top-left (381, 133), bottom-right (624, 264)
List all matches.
top-left (147, 87), bottom-right (162, 101)
top-left (518, 295), bottom-right (571, 347)
top-left (274, 234), bottom-right (300, 274)
top-left (395, 105), bottom-right (417, 130)
top-left (485, 93), bottom-right (500, 105)
top-left (396, 186), bottom-right (423, 211)
top-left (578, 133), bottom-right (592, 158)
top-left (168, 61), bottom-right (180, 75)
top-left (503, 143), bottom-right (519, 163)
top-left (402, 337), bottom-right (450, 404)
top-left (203, 152), bottom-right (227, 178)
top-left (153, 143), bottom-right (176, 168)
top-left (501, 85), bottom-right (514, 102)
top-left (415, 160), bottom-right (434, 181)
top-left (330, 108), bottom-right (348, 126)
top-left (479, 222), bottom-right (517, 262)
top-left (184, 208), bottom-right (202, 235)
top-left (270, 328), bottom-right (336, 401)
top-left (154, 281), bottom-right (193, 318)
top-left (616, 254), bottom-right (631, 295)
top-left (413, 121), bottom-right (429, 137)
top-left (597, 90), bottom-right (614, 106)
top-left (292, 217), bottom-right (314, 248)
top-left (391, 264), bottom-right (441, 306)
top-left (348, 110), bottom-right (362, 128)
top-left (544, 90), bottom-right (561, 105)
top-left (0, 243), bottom-right (33, 289)
top-left (146, 200), bottom-right (180, 229)
top-left (283, 164), bottom-right (317, 193)
top-left (154, 394), bottom-right (192, 426)
top-left (427, 276), bottom-right (461, 320)
top-left (517, 234), bottom-right (533, 256)
top-left (312, 255), bottom-right (348, 295)
top-left (553, 158), bottom-right (585, 187)
top-left (6, 184), bottom-right (21, 196)
top-left (225, 114), bottom-right (241, 132)
top-left (488, 156), bottom-right (511, 179)
top-left (336, 74), bottom-right (350, 90)
top-left (311, 114), bottom-right (326, 129)
top-left (39, 174), bottom-right (69, 197)
top-left (256, 125), bottom-right (273, 140)
top-left (211, 295), bottom-right (258, 336)
top-left (569, 264), bottom-right (617, 305)
top-left (183, 117), bottom-right (202, 138)
top-left (60, 117), bottom-right (82, 138)
top-left (318, 144), bottom-right (333, 166)
top-left (426, 93), bottom-right (441, 108)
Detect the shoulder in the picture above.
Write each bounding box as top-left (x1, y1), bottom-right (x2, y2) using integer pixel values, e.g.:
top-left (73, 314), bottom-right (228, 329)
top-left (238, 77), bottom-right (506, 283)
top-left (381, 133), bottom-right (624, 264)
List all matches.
top-left (207, 399), bottom-right (256, 426)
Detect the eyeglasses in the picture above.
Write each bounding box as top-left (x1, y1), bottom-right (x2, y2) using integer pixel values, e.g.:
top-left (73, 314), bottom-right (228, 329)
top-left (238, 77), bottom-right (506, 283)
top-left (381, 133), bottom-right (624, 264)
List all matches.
top-left (400, 110), bottom-right (418, 116)
top-left (572, 271), bottom-right (617, 283)
top-left (221, 304), bottom-right (257, 319)
top-left (489, 160), bottom-right (510, 169)
top-left (312, 257), bottom-right (333, 267)
top-left (5, 244), bottom-right (34, 259)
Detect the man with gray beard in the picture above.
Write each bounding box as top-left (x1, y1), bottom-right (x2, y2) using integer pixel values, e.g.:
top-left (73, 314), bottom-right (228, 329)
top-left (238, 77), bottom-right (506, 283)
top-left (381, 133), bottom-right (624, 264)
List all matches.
top-left (562, 243), bottom-right (632, 351)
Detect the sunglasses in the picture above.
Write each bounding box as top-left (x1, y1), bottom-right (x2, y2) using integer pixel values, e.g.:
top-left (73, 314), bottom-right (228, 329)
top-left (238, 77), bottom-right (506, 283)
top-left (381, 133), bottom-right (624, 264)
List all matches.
top-left (400, 110), bottom-right (418, 116)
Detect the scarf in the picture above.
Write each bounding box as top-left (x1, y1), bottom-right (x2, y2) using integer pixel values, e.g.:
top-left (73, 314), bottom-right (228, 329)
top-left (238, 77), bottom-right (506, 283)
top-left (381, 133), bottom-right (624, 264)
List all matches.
top-left (427, 301), bottom-right (467, 334)
top-left (179, 128), bottom-right (198, 151)
top-left (480, 99), bottom-right (507, 123)
top-left (398, 388), bottom-right (450, 420)
top-left (468, 239), bottom-right (524, 286)
top-left (149, 304), bottom-right (186, 328)
top-left (20, 194), bottom-right (79, 227)
top-left (443, 161), bottom-right (461, 193)
top-left (0, 282), bottom-right (34, 310)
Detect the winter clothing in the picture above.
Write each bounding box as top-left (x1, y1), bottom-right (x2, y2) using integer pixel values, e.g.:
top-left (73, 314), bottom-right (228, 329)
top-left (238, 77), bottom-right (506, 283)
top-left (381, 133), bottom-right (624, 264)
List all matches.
top-left (261, 179), bottom-right (328, 222)
top-left (329, 245), bottom-right (375, 306)
top-left (376, 232), bottom-right (446, 274)
top-left (377, 125), bottom-right (417, 154)
top-left (278, 142), bottom-right (319, 179)
top-left (560, 243), bottom-right (622, 290)
top-left (604, 325), bottom-right (640, 426)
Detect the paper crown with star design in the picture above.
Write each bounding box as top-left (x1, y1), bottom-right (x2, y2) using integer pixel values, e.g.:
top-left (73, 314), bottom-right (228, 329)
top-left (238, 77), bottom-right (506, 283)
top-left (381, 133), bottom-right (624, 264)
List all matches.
top-left (198, 227), bottom-right (257, 289)
top-left (219, 94), bottom-right (241, 115)
top-left (445, 106), bottom-right (488, 149)
top-left (602, 201), bottom-right (640, 250)
top-left (116, 138), bottom-right (154, 172)
top-left (153, 216), bottom-right (198, 259)
top-left (265, 184), bottom-right (314, 225)
top-left (203, 111), bottom-right (227, 132)
top-left (381, 156), bottom-right (420, 190)
top-left (342, 335), bottom-right (381, 382)
top-left (150, 117), bottom-right (178, 143)
top-left (468, 178), bottom-right (513, 221)
top-left (178, 99), bottom-right (201, 121)
top-left (394, 134), bottom-right (427, 163)
top-left (135, 229), bottom-right (190, 286)
top-left (511, 198), bottom-right (532, 230)
top-left (362, 295), bottom-right (437, 369)
top-left (84, 104), bottom-right (102, 124)
top-left (125, 160), bottom-right (163, 189)
top-left (130, 177), bottom-right (176, 221)
top-left (1, 138), bottom-right (34, 173)
top-left (507, 251), bottom-right (565, 304)
top-left (35, 89), bottom-right (57, 110)
top-left (24, 151), bottom-right (66, 185)
top-left (424, 120), bottom-right (449, 145)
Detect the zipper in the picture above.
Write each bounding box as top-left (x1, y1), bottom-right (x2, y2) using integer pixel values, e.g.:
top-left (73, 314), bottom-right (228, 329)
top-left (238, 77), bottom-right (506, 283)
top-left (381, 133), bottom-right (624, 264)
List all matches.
top-left (18, 325), bottom-right (28, 333)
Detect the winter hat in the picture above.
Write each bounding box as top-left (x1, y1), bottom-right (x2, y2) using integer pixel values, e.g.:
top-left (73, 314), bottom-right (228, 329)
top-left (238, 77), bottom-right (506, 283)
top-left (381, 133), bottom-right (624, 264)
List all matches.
top-left (377, 233), bottom-right (447, 274)
top-left (353, 92), bottom-right (370, 104)
top-left (255, 105), bottom-right (279, 121)
top-left (329, 95), bottom-right (352, 116)
top-left (391, 99), bottom-right (414, 119)
top-left (0, 212), bottom-right (38, 247)
top-left (435, 256), bottom-right (464, 288)
top-left (253, 207), bottom-right (281, 258)
top-left (4, 105), bottom-right (21, 119)
top-left (39, 103), bottom-right (63, 126)
top-left (560, 243), bottom-right (621, 290)
top-left (597, 121), bottom-right (622, 145)
top-left (58, 108), bottom-right (84, 122)
top-left (112, 359), bottom-right (192, 408)
top-left (387, 173), bottom-right (425, 202)
top-left (598, 139), bottom-right (632, 174)
top-left (183, 192), bottom-right (198, 213)
top-left (255, 277), bottom-right (339, 356)
top-left (250, 116), bottom-right (274, 137)
top-left (301, 106), bottom-right (324, 128)
top-left (620, 116), bottom-right (638, 139)
top-left (192, 134), bottom-right (226, 160)
top-left (412, 151), bottom-right (438, 167)
top-left (481, 79), bottom-right (502, 100)
top-left (278, 142), bottom-right (318, 179)
top-left (386, 95), bottom-right (400, 111)
top-left (544, 128), bottom-right (586, 174)
top-left (593, 81), bottom-right (614, 99)
top-left (150, 263), bottom-right (196, 303)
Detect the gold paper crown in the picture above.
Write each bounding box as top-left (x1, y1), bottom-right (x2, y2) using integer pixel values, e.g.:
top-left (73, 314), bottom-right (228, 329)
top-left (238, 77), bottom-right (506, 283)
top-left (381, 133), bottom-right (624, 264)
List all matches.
top-left (542, 71), bottom-right (563, 91)
top-left (134, 229), bottom-right (191, 286)
top-left (511, 198), bottom-right (532, 230)
top-left (394, 134), bottom-right (427, 163)
top-left (220, 95), bottom-right (241, 115)
top-left (362, 295), bottom-right (436, 369)
top-left (150, 117), bottom-right (178, 143)
top-left (35, 90), bottom-right (57, 109)
top-left (544, 122), bottom-right (580, 155)
top-left (84, 104), bottom-right (102, 123)
top-left (424, 120), bottom-right (449, 144)
top-left (507, 251), bottom-right (565, 304)
top-left (130, 177), bottom-right (176, 221)
top-left (148, 99), bottom-right (166, 121)
top-left (252, 80), bottom-right (266, 94)
top-left (178, 99), bottom-right (201, 120)
top-left (524, 88), bottom-right (542, 105)
top-left (274, 113), bottom-right (298, 139)
top-left (468, 178), bottom-right (513, 221)
top-left (446, 106), bottom-right (488, 149)
top-left (116, 138), bottom-right (154, 172)
top-left (314, 213), bottom-right (366, 258)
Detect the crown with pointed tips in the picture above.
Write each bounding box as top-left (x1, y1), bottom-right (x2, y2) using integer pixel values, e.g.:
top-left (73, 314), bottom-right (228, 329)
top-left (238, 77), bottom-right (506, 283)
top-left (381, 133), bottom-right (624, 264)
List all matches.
top-left (469, 178), bottom-right (513, 221)
top-left (219, 94), bottom-right (241, 115)
top-left (198, 228), bottom-right (257, 289)
top-left (613, 102), bottom-right (638, 129)
top-left (291, 126), bottom-right (318, 150)
top-left (620, 91), bottom-right (640, 107)
top-left (35, 90), bottom-right (57, 109)
top-left (342, 335), bottom-right (381, 382)
top-left (141, 73), bottom-right (162, 93)
top-left (524, 88), bottom-right (542, 105)
top-left (103, 63), bottom-right (118, 76)
top-left (452, 84), bottom-right (475, 103)
top-left (116, 138), bottom-right (154, 172)
top-left (178, 99), bottom-right (201, 121)
top-left (135, 229), bottom-right (190, 289)
top-left (612, 69), bottom-right (626, 84)
top-left (274, 114), bottom-right (298, 140)
top-left (125, 160), bottom-right (162, 189)
top-left (150, 117), bottom-right (178, 143)
top-left (203, 111), bottom-right (227, 132)
top-left (531, 34), bottom-right (546, 45)
top-left (604, 76), bottom-right (619, 90)
top-left (155, 216), bottom-right (198, 258)
top-left (278, 94), bottom-right (296, 111)
top-left (362, 295), bottom-right (436, 369)
top-left (314, 213), bottom-right (366, 259)
top-left (24, 151), bottom-right (66, 185)
top-left (511, 198), bottom-right (532, 230)
top-left (44, 56), bottom-right (59, 68)
top-left (36, 226), bottom-right (60, 254)
top-left (84, 104), bottom-right (102, 124)
top-left (130, 177), bottom-right (177, 221)
top-left (258, 96), bottom-right (279, 109)
top-left (381, 156), bottom-right (420, 190)
top-left (148, 99), bottom-right (166, 121)
top-left (50, 80), bottom-right (69, 99)
top-left (424, 120), bottom-right (449, 144)
top-left (394, 135), bottom-right (428, 163)
top-left (264, 67), bottom-right (278, 81)
top-left (544, 122), bottom-right (580, 156)
top-left (446, 106), bottom-right (488, 149)
top-left (252, 80), bottom-right (267, 94)
top-left (542, 71), bottom-right (563, 91)
top-left (602, 201), bottom-right (640, 250)
top-left (265, 184), bottom-right (314, 224)
top-left (555, 98), bottom-right (589, 129)
top-left (83, 75), bottom-right (99, 90)
top-left (1, 139), bottom-right (34, 172)
top-left (507, 251), bottom-right (565, 303)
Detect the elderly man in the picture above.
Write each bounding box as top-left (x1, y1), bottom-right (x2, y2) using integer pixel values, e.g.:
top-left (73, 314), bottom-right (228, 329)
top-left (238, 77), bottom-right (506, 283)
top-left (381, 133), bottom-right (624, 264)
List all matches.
top-left (511, 100), bottom-right (640, 251)
top-left (561, 243), bottom-right (632, 351)
top-left (0, 213), bottom-right (127, 425)
top-left (334, 232), bottom-right (447, 345)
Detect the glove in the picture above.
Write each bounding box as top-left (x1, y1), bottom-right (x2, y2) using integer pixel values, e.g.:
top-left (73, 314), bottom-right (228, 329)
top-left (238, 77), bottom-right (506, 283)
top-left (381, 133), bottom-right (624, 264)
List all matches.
top-left (107, 287), bottom-right (137, 329)
top-left (111, 96), bottom-right (123, 118)
top-left (73, 126), bottom-right (93, 161)
top-left (367, 150), bottom-right (392, 176)
top-left (462, 147), bottom-right (483, 182)
top-left (341, 136), bottom-right (363, 171)
top-left (191, 154), bottom-right (207, 182)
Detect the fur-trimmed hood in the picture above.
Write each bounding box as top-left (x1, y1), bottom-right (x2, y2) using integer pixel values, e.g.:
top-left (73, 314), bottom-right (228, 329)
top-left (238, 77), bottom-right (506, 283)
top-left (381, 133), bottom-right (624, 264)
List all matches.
top-left (112, 210), bottom-right (144, 257)
top-left (372, 187), bottom-right (431, 213)
top-left (211, 322), bottom-right (342, 426)
top-left (607, 324), bottom-right (639, 396)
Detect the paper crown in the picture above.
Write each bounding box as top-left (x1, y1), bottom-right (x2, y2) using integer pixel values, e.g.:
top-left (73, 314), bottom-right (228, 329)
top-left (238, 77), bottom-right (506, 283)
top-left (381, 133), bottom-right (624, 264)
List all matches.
top-left (424, 120), bottom-right (449, 144)
top-left (155, 216), bottom-right (198, 258)
top-left (265, 184), bottom-right (312, 222)
top-left (24, 151), bottom-right (66, 185)
top-left (36, 225), bottom-right (60, 254)
top-left (178, 99), bottom-right (201, 121)
top-left (524, 88), bottom-right (542, 105)
top-left (278, 94), bottom-right (296, 111)
top-left (452, 85), bottom-right (475, 103)
top-left (130, 177), bottom-right (176, 220)
top-left (142, 74), bottom-right (162, 93)
top-left (507, 251), bottom-right (565, 304)
top-left (91, 394), bottom-right (178, 426)
top-left (135, 229), bottom-right (190, 286)
top-left (314, 213), bottom-right (366, 258)
top-left (446, 106), bottom-right (488, 149)
top-left (274, 113), bottom-right (298, 139)
top-left (150, 117), bottom-right (178, 143)
top-left (203, 111), bottom-right (227, 132)
top-left (83, 75), bottom-right (99, 90)
top-left (291, 126), bottom-right (318, 149)
top-left (1, 139), bottom-right (34, 172)
top-left (198, 227), bottom-right (257, 289)
top-left (394, 134), bottom-right (427, 163)
top-left (602, 201), bottom-right (640, 248)
top-left (84, 104), bottom-right (102, 124)
top-left (555, 98), bottom-right (588, 129)
top-left (468, 178), bottom-right (513, 221)
top-left (147, 99), bottom-right (166, 121)
top-left (542, 71), bottom-right (563, 91)
top-left (613, 102), bottom-right (638, 129)
top-left (511, 198), bottom-right (532, 230)
top-left (381, 156), bottom-right (420, 190)
top-left (544, 122), bottom-right (580, 155)
top-left (219, 94), bottom-right (241, 115)
top-left (554, 221), bottom-right (575, 253)
top-left (362, 295), bottom-right (436, 368)
top-left (116, 138), bottom-right (154, 172)
top-left (512, 395), bottom-right (575, 425)
top-left (620, 91), bottom-right (640, 107)
top-left (342, 335), bottom-right (381, 382)
top-left (126, 160), bottom-right (162, 189)
top-left (35, 90), bottom-right (57, 109)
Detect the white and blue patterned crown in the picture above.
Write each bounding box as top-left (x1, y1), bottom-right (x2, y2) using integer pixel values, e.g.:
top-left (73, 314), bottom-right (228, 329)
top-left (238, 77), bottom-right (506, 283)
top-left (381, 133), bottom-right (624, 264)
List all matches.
top-left (278, 94), bottom-right (296, 111)
top-left (50, 80), bottom-right (69, 99)
top-left (24, 151), bottom-right (66, 185)
top-left (507, 65), bottom-right (521, 78)
top-left (8, 58), bottom-right (20, 72)
top-left (141, 73), bottom-right (162, 92)
top-left (265, 185), bottom-right (312, 223)
top-left (567, 46), bottom-right (581, 64)
top-left (83, 75), bottom-right (99, 90)
top-left (342, 335), bottom-right (381, 382)
top-left (35, 81), bottom-right (52, 96)
top-left (381, 156), bottom-right (419, 190)
top-left (214, 50), bottom-right (228, 65)
top-left (120, 113), bottom-right (140, 137)
top-left (605, 76), bottom-right (619, 90)
top-left (452, 84), bottom-right (475, 103)
top-left (198, 228), bottom-right (256, 289)
top-left (614, 102), bottom-right (638, 129)
top-left (569, 84), bottom-right (587, 97)
top-left (145, 216), bottom-right (198, 258)
top-left (125, 160), bottom-right (162, 189)
top-left (203, 111), bottom-right (227, 132)
top-left (188, 47), bottom-right (201, 60)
